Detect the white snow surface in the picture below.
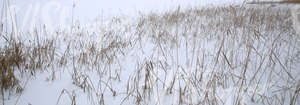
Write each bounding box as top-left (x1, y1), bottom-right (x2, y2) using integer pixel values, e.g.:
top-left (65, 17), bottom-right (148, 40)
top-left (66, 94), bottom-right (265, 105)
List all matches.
top-left (0, 1), bottom-right (299, 105)
top-left (1, 0), bottom-right (244, 31)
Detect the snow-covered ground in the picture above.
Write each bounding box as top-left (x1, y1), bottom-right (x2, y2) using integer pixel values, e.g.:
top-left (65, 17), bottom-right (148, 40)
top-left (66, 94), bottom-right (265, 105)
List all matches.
top-left (2, 0), bottom-right (245, 31)
top-left (1, 0), bottom-right (300, 105)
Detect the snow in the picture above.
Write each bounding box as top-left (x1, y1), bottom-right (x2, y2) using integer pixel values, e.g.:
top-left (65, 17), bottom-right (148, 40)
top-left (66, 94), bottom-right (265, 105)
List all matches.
top-left (1, 0), bottom-right (244, 31)
top-left (1, 0), bottom-right (300, 105)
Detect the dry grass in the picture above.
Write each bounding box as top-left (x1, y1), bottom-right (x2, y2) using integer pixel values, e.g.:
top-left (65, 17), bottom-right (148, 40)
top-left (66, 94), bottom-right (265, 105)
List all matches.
top-left (0, 2), bottom-right (300, 105)
top-left (248, 0), bottom-right (300, 4)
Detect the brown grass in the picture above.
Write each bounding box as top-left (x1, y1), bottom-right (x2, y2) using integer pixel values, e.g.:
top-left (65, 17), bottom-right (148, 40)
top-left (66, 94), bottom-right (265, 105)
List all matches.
top-left (0, 2), bottom-right (300, 105)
